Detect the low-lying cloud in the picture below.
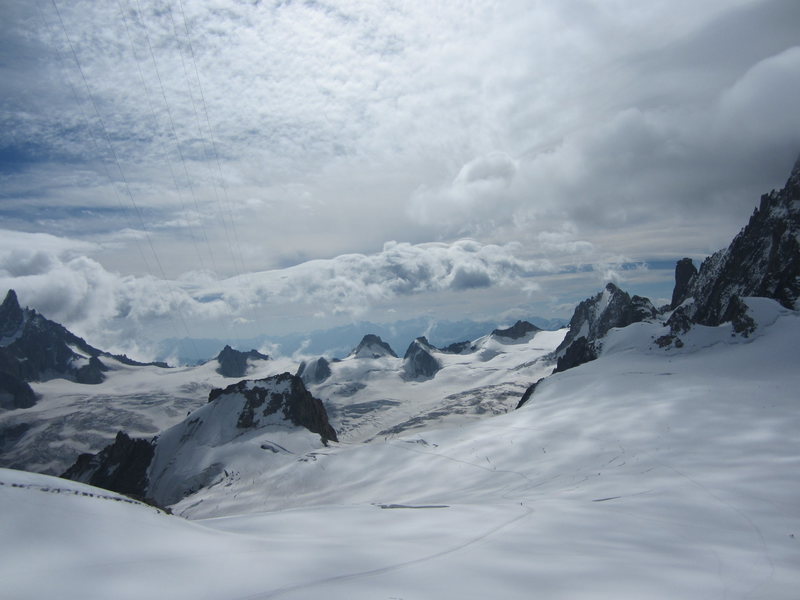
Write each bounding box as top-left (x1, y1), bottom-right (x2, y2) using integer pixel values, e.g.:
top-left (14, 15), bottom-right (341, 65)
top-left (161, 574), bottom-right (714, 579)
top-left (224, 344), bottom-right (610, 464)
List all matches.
top-left (0, 231), bottom-right (553, 357)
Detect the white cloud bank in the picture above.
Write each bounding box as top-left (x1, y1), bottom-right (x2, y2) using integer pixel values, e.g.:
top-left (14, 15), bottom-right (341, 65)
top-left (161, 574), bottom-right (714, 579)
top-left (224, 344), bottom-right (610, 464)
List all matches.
top-left (0, 231), bottom-right (557, 357)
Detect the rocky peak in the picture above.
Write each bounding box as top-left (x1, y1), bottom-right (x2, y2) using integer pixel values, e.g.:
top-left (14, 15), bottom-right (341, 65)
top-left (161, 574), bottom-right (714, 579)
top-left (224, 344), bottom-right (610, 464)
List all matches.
top-left (671, 156), bottom-right (800, 326)
top-left (215, 345), bottom-right (269, 378)
top-left (207, 373), bottom-right (337, 442)
top-left (440, 340), bottom-right (473, 354)
top-left (296, 356), bottom-right (332, 385)
top-left (403, 337), bottom-right (441, 380)
top-left (491, 320), bottom-right (541, 340)
top-left (351, 334), bottom-right (398, 359)
top-left (553, 282), bottom-right (656, 373)
top-left (670, 258), bottom-right (698, 309)
top-left (0, 290), bottom-right (24, 339)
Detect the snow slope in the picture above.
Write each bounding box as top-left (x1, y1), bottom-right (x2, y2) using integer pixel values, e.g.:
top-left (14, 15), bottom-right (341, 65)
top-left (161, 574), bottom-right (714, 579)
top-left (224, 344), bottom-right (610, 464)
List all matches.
top-left (3, 298), bottom-right (796, 599)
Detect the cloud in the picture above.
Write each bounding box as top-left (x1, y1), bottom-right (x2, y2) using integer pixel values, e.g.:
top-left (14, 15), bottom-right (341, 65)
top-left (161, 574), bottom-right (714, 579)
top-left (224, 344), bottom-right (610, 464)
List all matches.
top-left (1, 0), bottom-right (798, 344)
top-left (408, 152), bottom-right (520, 233)
top-left (0, 230), bottom-right (552, 357)
top-left (717, 46), bottom-right (800, 145)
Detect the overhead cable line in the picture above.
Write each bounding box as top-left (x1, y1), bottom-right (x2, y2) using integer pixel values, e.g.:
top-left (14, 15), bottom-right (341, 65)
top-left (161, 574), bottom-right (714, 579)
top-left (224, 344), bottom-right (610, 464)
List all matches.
top-left (176, 0), bottom-right (251, 276)
top-left (132, 0), bottom-right (221, 275)
top-left (35, 0), bottom-right (155, 276)
top-left (115, 0), bottom-right (209, 274)
top-left (163, 0), bottom-right (244, 277)
top-left (50, 0), bottom-right (198, 349)
top-left (176, 0), bottom-right (270, 336)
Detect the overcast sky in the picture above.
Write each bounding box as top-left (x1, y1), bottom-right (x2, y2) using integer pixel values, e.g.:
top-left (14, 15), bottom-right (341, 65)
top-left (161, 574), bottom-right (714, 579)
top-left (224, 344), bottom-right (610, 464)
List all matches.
top-left (1, 0), bottom-right (799, 358)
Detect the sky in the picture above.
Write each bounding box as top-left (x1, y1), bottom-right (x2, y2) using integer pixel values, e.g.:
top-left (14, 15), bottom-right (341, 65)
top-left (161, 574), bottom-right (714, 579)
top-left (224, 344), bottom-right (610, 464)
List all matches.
top-left (1, 0), bottom-right (799, 359)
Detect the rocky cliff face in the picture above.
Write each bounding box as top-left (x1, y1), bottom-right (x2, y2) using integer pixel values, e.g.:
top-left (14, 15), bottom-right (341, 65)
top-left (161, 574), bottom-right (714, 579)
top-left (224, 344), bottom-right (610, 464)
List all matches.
top-left (552, 283), bottom-right (657, 373)
top-left (296, 357), bottom-right (332, 385)
top-left (61, 432), bottom-right (156, 502)
top-left (671, 156), bottom-right (800, 325)
top-left (402, 337), bottom-right (441, 380)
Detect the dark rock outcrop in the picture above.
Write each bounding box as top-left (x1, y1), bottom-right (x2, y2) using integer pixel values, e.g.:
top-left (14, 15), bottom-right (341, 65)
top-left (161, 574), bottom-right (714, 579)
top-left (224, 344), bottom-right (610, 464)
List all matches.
top-left (516, 378), bottom-right (543, 409)
top-left (208, 373), bottom-right (337, 443)
top-left (215, 345), bottom-right (269, 378)
top-left (672, 155), bottom-right (800, 326)
top-left (552, 283), bottom-right (656, 372)
top-left (351, 334), bottom-right (397, 359)
top-left (0, 290), bottom-right (24, 339)
top-left (670, 258), bottom-right (698, 309)
top-left (491, 320), bottom-right (541, 340)
top-left (0, 370), bottom-right (36, 409)
top-left (554, 336), bottom-right (599, 374)
top-left (296, 357), bottom-right (332, 385)
top-left (61, 431), bottom-right (156, 501)
top-left (403, 337), bottom-right (441, 380)
top-left (440, 341), bottom-right (473, 354)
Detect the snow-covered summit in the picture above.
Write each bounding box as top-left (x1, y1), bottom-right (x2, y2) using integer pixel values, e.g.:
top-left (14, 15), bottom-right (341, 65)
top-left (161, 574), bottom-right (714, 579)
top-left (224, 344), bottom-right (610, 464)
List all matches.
top-left (62, 372), bottom-right (337, 507)
top-left (350, 334), bottom-right (398, 359)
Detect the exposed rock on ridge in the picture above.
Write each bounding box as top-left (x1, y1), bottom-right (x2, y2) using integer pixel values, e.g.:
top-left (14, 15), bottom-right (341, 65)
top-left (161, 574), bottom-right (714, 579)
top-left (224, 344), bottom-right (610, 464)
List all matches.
top-left (216, 345), bottom-right (269, 378)
top-left (296, 357), bottom-right (332, 385)
top-left (0, 289), bottom-right (169, 408)
top-left (207, 373), bottom-right (337, 442)
top-left (552, 283), bottom-right (657, 373)
top-left (403, 337), bottom-right (441, 380)
top-left (61, 431), bottom-right (155, 502)
top-left (672, 156), bottom-right (800, 325)
top-left (491, 320), bottom-right (541, 340)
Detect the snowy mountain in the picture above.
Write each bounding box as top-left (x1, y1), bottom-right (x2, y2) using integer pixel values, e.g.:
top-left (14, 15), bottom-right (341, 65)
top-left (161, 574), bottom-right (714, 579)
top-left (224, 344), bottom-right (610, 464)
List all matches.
top-left (2, 159), bottom-right (800, 598)
top-left (0, 289), bottom-right (167, 409)
top-left (5, 294), bottom-right (797, 599)
top-left (63, 373), bottom-right (336, 507)
top-left (349, 333), bottom-right (398, 358)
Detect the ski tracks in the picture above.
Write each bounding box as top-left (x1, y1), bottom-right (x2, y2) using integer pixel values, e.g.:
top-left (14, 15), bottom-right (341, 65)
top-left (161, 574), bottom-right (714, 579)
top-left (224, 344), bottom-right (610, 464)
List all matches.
top-left (234, 504), bottom-right (534, 600)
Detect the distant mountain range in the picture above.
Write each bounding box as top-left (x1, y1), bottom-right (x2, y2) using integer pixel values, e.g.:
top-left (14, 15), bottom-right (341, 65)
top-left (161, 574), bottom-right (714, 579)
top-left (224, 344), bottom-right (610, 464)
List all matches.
top-left (156, 315), bottom-right (569, 365)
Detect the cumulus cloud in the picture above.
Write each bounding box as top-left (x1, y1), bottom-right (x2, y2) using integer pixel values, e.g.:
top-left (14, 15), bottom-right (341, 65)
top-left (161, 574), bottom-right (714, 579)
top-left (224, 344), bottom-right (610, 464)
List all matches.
top-left (408, 152), bottom-right (520, 233)
top-left (717, 46), bottom-right (800, 145)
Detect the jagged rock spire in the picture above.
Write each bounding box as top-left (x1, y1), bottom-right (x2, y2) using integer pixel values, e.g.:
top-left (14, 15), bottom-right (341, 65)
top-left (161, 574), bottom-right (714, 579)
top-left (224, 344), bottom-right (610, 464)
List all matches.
top-left (0, 289), bottom-right (24, 338)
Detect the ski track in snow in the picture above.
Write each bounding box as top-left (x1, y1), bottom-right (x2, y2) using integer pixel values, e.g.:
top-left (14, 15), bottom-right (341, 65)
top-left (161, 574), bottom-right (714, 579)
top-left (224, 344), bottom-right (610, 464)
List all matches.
top-left (235, 505), bottom-right (534, 600)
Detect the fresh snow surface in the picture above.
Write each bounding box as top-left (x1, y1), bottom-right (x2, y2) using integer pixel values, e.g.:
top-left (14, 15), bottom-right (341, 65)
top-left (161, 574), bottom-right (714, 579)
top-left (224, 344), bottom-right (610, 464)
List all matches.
top-left (2, 300), bottom-right (798, 599)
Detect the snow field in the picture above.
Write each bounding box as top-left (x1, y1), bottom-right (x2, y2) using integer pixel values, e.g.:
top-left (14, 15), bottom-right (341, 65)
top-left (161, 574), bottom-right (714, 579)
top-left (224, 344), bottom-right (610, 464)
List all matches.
top-left (2, 302), bottom-right (798, 598)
